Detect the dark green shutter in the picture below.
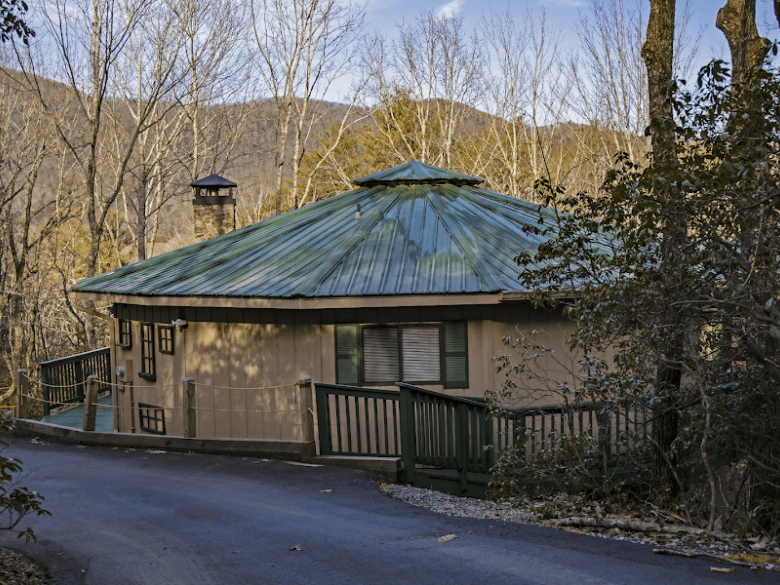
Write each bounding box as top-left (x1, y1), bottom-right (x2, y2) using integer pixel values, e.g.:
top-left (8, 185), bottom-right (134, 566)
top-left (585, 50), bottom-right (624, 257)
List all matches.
top-left (441, 321), bottom-right (468, 389)
top-left (335, 324), bottom-right (360, 385)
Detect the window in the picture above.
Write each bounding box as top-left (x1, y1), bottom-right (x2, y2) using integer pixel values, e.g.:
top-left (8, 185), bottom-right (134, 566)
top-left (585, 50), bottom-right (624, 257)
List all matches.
top-left (118, 320), bottom-right (132, 348)
top-left (139, 323), bottom-right (156, 381)
top-left (138, 403), bottom-right (166, 434)
top-left (158, 325), bottom-right (174, 355)
top-left (335, 321), bottom-right (468, 388)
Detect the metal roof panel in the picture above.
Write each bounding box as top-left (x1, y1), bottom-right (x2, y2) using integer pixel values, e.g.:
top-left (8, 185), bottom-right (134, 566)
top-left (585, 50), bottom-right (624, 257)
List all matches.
top-left (73, 162), bottom-right (607, 299)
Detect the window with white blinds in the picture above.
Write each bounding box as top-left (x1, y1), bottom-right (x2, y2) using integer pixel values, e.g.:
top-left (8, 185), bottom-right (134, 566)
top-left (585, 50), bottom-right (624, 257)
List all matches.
top-left (337, 322), bottom-right (466, 386)
top-left (401, 326), bottom-right (440, 382)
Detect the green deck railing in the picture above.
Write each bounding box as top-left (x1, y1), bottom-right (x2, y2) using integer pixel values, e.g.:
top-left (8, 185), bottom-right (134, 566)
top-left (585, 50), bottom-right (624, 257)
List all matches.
top-left (315, 381), bottom-right (652, 498)
top-left (39, 348), bottom-right (111, 416)
top-left (496, 399), bottom-right (652, 461)
top-left (315, 383), bottom-right (402, 457)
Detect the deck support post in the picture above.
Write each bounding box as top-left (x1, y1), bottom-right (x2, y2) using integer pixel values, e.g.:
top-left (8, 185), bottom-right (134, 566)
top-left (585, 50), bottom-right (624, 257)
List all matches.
top-left (82, 375), bottom-right (99, 431)
top-left (16, 369), bottom-right (28, 419)
top-left (182, 378), bottom-right (196, 438)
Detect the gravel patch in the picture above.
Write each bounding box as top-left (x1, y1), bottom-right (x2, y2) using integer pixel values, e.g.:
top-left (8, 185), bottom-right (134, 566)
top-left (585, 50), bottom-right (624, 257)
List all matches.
top-left (382, 483), bottom-right (780, 572)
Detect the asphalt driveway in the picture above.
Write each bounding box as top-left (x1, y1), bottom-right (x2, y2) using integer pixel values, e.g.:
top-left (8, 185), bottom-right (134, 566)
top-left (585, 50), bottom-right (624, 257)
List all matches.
top-left (0, 435), bottom-right (776, 585)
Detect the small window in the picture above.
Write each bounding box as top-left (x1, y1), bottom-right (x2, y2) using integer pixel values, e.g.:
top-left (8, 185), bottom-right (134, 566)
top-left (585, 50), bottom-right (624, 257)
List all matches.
top-left (139, 323), bottom-right (156, 381)
top-left (118, 320), bottom-right (132, 348)
top-left (158, 325), bottom-right (174, 355)
top-left (138, 403), bottom-right (166, 434)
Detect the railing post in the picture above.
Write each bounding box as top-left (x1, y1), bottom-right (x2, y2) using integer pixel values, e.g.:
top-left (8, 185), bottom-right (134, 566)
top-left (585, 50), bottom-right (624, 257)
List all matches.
top-left (314, 385), bottom-right (332, 456)
top-left (75, 359), bottom-right (85, 402)
top-left (399, 385), bottom-right (416, 484)
top-left (297, 377), bottom-right (314, 443)
top-left (456, 403), bottom-right (469, 494)
top-left (597, 407), bottom-right (611, 480)
top-left (82, 375), bottom-right (99, 432)
top-left (16, 369), bottom-right (28, 419)
top-left (482, 406), bottom-right (493, 469)
top-left (40, 365), bottom-right (50, 417)
top-left (182, 377), bottom-right (196, 438)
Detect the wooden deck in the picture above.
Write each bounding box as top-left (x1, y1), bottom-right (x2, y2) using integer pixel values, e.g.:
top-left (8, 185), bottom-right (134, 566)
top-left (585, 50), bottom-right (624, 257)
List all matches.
top-left (40, 394), bottom-right (114, 432)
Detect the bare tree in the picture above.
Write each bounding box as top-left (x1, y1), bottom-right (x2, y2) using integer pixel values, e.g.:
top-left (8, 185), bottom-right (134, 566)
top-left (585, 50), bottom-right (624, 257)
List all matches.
top-left (11, 0), bottom-right (183, 346)
top-left (368, 11), bottom-right (484, 169)
top-left (251, 0), bottom-right (365, 215)
top-left (0, 82), bottom-right (72, 397)
top-left (178, 0), bottom-right (249, 184)
top-left (480, 10), bottom-right (572, 199)
top-left (108, 0), bottom-right (188, 262)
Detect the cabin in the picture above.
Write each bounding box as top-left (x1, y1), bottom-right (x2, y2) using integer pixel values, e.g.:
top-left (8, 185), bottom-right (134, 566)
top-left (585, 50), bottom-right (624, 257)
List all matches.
top-left (71, 162), bottom-right (581, 442)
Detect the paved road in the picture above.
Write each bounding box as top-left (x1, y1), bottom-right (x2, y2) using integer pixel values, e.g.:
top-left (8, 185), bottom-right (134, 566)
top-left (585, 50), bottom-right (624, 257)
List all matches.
top-left (0, 436), bottom-right (776, 585)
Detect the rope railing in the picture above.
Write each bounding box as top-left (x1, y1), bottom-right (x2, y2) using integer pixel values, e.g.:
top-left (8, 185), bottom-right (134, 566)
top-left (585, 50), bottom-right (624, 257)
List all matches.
top-left (191, 382), bottom-right (295, 391)
top-left (16, 371), bottom-right (313, 441)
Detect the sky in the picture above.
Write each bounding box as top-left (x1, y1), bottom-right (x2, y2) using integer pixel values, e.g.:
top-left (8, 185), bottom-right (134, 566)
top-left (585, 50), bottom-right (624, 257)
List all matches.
top-left (360, 0), bottom-right (780, 83)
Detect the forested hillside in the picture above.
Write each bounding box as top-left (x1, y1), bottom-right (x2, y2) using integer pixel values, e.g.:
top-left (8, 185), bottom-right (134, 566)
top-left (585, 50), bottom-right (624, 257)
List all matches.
top-left (0, 0), bottom-right (667, 385)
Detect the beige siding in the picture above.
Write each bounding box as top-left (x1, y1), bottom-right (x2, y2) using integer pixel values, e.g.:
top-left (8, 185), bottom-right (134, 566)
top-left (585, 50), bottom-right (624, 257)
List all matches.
top-left (110, 301), bottom-right (580, 439)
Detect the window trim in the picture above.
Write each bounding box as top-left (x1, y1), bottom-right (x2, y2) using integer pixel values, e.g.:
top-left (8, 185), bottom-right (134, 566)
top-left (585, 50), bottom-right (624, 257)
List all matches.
top-left (118, 319), bottom-right (132, 348)
top-left (139, 322), bottom-right (156, 381)
top-left (158, 325), bottom-right (174, 355)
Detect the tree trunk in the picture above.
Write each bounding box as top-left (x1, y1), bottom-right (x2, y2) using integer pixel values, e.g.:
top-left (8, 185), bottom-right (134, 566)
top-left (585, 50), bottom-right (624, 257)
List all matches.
top-left (136, 174), bottom-right (148, 262)
top-left (775, 0), bottom-right (780, 29)
top-left (716, 0), bottom-right (770, 88)
top-left (652, 356), bottom-right (682, 499)
top-left (642, 0), bottom-right (681, 500)
top-left (640, 0), bottom-right (675, 156)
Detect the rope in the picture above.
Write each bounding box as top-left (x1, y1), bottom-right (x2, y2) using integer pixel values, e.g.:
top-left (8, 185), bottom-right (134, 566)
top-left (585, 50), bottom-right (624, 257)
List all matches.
top-left (191, 406), bottom-right (299, 414)
top-left (191, 382), bottom-right (295, 391)
top-left (26, 376), bottom-right (299, 392)
top-left (21, 392), bottom-right (80, 405)
top-left (84, 402), bottom-right (298, 415)
top-left (23, 378), bottom-right (86, 390)
top-left (95, 379), bottom-right (181, 390)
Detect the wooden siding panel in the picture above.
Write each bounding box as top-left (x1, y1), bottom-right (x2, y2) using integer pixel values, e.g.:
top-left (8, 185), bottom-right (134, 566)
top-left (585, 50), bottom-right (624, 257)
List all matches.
top-left (228, 324), bottom-right (250, 439)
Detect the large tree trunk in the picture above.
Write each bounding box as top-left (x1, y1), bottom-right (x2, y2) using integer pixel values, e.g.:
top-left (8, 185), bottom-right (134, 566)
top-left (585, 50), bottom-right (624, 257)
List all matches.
top-left (652, 353), bottom-right (682, 499)
top-left (640, 0), bottom-right (675, 157)
top-left (641, 0), bottom-right (681, 500)
top-left (717, 0), bottom-right (770, 88)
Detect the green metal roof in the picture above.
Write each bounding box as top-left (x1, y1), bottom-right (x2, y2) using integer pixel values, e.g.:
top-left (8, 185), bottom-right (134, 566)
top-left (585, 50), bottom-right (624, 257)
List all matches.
top-left (73, 161), bottom-right (570, 299)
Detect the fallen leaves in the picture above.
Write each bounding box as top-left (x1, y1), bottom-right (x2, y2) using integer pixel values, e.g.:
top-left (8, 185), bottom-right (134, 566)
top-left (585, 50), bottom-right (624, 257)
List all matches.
top-left (437, 534), bottom-right (458, 543)
top-left (289, 544), bottom-right (303, 552)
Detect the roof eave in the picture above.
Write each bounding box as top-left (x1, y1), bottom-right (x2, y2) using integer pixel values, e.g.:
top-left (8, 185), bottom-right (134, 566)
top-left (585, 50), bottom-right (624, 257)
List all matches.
top-left (71, 290), bottom-right (509, 311)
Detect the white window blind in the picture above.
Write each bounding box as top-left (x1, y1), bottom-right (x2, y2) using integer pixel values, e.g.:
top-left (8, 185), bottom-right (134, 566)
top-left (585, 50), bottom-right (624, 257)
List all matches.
top-left (363, 327), bottom-right (400, 383)
top-left (402, 326), bottom-right (440, 382)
